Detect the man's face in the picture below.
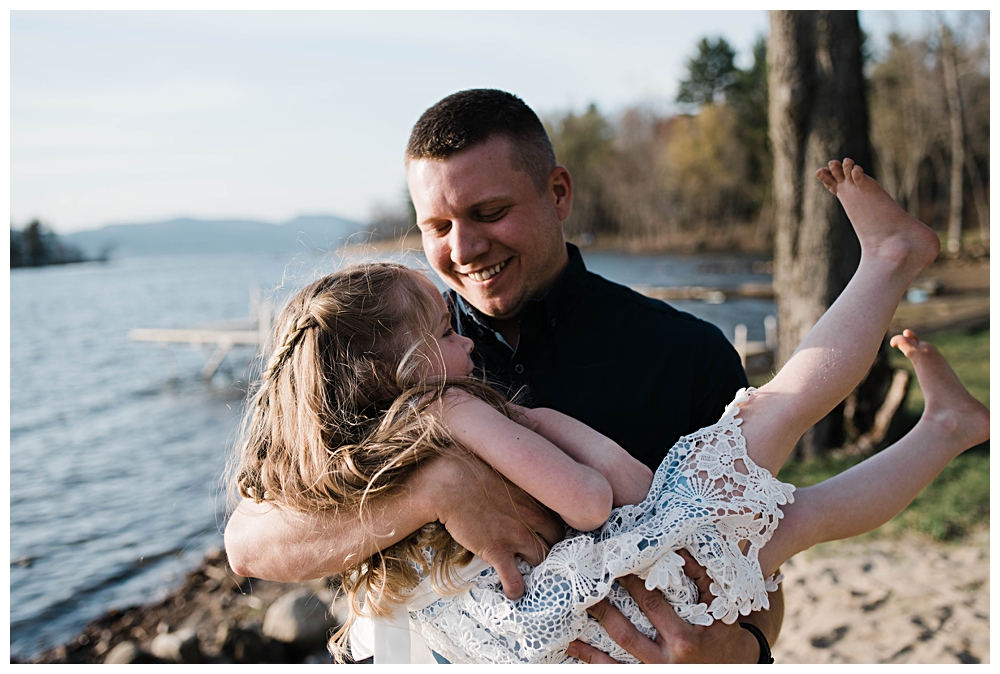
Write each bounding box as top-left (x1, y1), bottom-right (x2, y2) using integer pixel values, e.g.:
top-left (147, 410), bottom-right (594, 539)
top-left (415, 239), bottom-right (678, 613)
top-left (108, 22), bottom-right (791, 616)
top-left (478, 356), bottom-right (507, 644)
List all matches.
top-left (407, 136), bottom-right (572, 322)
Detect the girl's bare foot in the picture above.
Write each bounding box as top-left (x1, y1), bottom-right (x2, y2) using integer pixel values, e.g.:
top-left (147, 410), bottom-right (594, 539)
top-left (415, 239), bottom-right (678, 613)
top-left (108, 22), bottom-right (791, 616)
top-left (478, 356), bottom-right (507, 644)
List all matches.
top-left (891, 329), bottom-right (990, 452)
top-left (816, 159), bottom-right (939, 281)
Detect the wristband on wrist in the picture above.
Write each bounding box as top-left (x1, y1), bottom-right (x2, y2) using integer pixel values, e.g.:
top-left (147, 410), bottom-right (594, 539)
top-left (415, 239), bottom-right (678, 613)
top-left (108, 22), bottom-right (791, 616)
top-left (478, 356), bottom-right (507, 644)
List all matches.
top-left (738, 622), bottom-right (774, 664)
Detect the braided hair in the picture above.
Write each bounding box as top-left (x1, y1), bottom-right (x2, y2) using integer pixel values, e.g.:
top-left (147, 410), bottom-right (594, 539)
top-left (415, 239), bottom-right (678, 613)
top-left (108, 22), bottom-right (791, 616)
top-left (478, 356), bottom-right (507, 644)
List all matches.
top-left (229, 262), bottom-right (515, 660)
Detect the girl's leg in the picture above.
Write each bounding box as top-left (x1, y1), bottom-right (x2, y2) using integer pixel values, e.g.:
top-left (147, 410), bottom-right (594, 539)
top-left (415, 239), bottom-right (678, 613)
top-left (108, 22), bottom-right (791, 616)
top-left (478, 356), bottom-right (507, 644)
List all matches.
top-left (738, 159), bottom-right (941, 474)
top-left (758, 330), bottom-right (989, 576)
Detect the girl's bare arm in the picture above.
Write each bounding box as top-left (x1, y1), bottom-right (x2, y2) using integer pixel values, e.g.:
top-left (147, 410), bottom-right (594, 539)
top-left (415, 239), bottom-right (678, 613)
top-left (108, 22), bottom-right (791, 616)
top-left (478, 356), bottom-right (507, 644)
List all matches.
top-left (440, 390), bottom-right (614, 532)
top-left (513, 405), bottom-right (653, 507)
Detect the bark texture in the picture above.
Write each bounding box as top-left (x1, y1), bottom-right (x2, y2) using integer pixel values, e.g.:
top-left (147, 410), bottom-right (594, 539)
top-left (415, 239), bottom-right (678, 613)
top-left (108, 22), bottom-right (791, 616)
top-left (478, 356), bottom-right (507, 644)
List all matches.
top-left (768, 10), bottom-right (894, 459)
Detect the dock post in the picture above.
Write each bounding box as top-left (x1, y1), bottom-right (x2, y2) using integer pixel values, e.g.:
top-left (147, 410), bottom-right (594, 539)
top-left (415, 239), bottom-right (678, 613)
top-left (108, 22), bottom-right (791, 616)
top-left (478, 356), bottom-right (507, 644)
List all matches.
top-left (734, 323), bottom-right (748, 368)
top-left (201, 338), bottom-right (233, 380)
top-left (764, 315), bottom-right (777, 352)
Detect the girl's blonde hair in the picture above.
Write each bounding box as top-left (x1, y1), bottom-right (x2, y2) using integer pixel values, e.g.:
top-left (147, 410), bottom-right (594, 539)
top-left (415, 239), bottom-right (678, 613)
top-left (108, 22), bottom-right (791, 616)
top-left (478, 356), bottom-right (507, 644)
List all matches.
top-left (230, 262), bottom-right (513, 661)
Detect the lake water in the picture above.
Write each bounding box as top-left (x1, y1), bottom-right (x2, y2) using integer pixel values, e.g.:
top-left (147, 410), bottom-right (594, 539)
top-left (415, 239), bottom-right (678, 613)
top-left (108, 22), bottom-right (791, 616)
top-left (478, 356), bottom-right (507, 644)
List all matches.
top-left (8, 248), bottom-right (773, 659)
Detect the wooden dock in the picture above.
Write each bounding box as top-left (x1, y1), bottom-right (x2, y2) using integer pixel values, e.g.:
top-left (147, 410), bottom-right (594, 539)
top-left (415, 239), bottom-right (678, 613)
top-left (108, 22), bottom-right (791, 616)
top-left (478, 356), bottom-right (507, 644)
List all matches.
top-left (634, 284), bottom-right (777, 375)
top-left (132, 283), bottom-right (779, 380)
top-left (733, 315), bottom-right (777, 375)
top-left (632, 282), bottom-right (775, 302)
top-left (129, 287), bottom-right (273, 380)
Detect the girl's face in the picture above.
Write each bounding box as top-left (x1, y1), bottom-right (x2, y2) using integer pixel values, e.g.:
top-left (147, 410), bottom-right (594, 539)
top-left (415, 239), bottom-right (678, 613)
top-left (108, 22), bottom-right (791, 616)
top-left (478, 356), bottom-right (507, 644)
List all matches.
top-left (415, 277), bottom-right (475, 380)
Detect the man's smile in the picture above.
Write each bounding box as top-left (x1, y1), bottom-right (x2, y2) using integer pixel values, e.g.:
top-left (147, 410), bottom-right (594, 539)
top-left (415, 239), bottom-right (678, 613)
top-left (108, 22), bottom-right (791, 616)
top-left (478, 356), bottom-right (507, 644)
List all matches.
top-left (462, 258), bottom-right (509, 283)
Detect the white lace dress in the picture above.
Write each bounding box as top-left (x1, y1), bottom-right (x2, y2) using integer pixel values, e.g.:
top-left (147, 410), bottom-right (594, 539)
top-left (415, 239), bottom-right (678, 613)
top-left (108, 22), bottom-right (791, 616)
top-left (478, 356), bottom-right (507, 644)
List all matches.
top-left (397, 388), bottom-right (796, 664)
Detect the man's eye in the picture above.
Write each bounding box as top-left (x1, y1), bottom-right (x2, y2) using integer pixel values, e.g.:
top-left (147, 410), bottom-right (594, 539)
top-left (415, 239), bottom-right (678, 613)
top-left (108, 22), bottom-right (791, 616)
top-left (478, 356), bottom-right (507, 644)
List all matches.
top-left (422, 223), bottom-right (451, 237)
top-left (477, 208), bottom-right (507, 222)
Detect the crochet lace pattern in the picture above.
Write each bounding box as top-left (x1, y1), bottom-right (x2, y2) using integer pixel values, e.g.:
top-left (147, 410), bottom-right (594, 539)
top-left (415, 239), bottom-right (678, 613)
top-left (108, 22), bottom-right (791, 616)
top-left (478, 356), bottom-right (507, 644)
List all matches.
top-left (410, 388), bottom-right (796, 663)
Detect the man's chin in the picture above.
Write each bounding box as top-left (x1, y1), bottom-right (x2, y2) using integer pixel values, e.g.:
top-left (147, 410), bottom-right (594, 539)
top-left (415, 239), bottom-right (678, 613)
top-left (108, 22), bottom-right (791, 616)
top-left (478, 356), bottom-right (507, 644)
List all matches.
top-left (465, 295), bottom-right (523, 322)
top-left (452, 286), bottom-right (516, 318)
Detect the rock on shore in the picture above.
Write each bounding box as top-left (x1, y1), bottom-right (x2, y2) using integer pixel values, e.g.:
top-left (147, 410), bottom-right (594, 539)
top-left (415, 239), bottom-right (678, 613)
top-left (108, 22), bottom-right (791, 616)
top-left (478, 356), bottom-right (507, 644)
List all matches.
top-left (22, 548), bottom-right (355, 664)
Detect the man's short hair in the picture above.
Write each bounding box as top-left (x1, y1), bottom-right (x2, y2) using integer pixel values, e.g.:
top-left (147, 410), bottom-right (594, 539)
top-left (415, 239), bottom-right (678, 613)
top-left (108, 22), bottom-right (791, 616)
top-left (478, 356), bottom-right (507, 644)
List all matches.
top-left (406, 89), bottom-right (557, 192)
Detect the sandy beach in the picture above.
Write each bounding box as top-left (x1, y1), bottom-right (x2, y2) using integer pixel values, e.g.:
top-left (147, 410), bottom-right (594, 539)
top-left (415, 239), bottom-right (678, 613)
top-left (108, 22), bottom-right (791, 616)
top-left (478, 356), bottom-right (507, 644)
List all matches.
top-left (772, 528), bottom-right (989, 664)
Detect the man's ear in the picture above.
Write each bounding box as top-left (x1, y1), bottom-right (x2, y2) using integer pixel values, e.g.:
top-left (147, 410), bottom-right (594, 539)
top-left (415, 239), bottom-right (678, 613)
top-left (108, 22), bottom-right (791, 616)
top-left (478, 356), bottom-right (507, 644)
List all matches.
top-left (549, 166), bottom-right (573, 222)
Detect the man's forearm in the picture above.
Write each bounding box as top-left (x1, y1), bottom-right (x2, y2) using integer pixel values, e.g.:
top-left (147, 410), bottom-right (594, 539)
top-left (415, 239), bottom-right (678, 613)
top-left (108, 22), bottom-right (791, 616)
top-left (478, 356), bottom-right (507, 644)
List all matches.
top-left (225, 451), bottom-right (564, 597)
top-left (224, 470), bottom-right (436, 582)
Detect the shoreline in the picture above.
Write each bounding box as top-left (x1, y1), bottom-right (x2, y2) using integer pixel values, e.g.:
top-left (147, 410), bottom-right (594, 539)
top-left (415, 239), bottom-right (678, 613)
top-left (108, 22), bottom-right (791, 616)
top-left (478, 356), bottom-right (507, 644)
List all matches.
top-left (20, 548), bottom-right (347, 664)
top-left (24, 528), bottom-right (988, 664)
top-left (340, 231), bottom-right (775, 257)
top-left (341, 231), bottom-right (991, 260)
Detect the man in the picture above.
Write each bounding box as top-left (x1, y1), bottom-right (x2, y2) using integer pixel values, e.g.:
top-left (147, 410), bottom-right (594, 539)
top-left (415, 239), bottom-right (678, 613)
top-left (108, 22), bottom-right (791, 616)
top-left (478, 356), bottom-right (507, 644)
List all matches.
top-left (225, 89), bottom-right (782, 663)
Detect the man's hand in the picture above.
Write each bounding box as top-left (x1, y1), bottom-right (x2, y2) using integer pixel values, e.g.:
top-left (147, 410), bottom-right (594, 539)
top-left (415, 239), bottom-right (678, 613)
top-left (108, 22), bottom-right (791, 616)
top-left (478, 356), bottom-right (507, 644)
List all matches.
top-left (565, 574), bottom-right (760, 663)
top-left (431, 454), bottom-right (565, 599)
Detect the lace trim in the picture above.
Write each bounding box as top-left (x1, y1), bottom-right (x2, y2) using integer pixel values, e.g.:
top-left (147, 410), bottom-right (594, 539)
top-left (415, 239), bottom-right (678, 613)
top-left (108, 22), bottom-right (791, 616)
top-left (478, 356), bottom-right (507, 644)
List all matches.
top-left (410, 388), bottom-right (795, 663)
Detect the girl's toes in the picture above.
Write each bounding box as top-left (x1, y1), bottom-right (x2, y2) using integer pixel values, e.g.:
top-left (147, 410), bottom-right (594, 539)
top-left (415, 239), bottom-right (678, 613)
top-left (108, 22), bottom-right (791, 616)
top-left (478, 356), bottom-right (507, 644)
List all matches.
top-left (841, 158), bottom-right (856, 181)
top-left (890, 332), bottom-right (917, 355)
top-left (850, 163), bottom-right (866, 186)
top-left (828, 160), bottom-right (845, 182)
top-left (815, 168), bottom-right (838, 194)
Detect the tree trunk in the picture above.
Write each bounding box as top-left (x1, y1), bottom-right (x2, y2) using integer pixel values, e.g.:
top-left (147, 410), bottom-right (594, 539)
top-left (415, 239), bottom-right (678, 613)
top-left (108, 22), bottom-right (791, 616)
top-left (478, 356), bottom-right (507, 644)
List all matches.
top-left (768, 10), bottom-right (895, 460)
top-left (940, 23), bottom-right (965, 255)
top-left (901, 52), bottom-right (932, 219)
top-left (965, 152), bottom-right (989, 249)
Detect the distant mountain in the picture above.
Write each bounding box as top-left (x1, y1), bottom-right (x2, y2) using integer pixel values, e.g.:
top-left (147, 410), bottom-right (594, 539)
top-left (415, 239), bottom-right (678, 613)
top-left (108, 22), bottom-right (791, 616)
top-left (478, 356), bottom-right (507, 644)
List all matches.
top-left (60, 214), bottom-right (368, 258)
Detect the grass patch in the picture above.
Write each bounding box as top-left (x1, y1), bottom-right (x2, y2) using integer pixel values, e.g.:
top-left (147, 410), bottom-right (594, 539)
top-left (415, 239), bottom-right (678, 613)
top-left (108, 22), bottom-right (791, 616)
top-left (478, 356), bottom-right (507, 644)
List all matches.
top-left (771, 327), bottom-right (990, 541)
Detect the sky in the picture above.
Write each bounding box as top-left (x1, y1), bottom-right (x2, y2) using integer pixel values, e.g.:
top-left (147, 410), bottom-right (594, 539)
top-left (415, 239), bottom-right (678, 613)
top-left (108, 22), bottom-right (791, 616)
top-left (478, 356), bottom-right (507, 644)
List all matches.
top-left (9, 9), bottom-right (970, 234)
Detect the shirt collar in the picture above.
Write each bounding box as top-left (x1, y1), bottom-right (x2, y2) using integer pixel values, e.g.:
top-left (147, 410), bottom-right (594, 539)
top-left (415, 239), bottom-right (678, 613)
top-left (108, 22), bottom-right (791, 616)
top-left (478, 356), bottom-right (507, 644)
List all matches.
top-left (454, 293), bottom-right (515, 350)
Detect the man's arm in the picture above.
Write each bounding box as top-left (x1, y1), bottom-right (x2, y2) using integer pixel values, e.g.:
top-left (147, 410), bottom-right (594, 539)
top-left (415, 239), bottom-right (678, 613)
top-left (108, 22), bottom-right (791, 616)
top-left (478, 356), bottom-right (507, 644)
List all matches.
top-left (224, 452), bottom-right (564, 598)
top-left (224, 486), bottom-right (432, 583)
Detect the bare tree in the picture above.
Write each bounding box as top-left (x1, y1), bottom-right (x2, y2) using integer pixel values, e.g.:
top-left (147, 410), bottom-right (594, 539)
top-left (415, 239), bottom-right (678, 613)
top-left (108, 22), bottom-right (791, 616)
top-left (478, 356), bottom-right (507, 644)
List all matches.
top-left (869, 34), bottom-right (941, 218)
top-left (940, 14), bottom-right (990, 251)
top-left (768, 10), bottom-right (897, 459)
top-left (940, 22), bottom-right (966, 255)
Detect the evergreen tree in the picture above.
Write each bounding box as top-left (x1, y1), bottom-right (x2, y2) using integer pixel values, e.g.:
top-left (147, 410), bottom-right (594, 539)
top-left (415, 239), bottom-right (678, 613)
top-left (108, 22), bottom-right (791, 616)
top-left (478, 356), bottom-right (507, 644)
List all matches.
top-left (10, 227), bottom-right (24, 268)
top-left (23, 220), bottom-right (49, 267)
top-left (676, 37), bottom-right (738, 107)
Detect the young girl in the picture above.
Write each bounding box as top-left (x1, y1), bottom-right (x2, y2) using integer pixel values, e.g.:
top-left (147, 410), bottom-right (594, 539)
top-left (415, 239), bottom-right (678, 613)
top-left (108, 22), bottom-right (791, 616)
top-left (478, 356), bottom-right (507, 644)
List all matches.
top-left (231, 159), bottom-right (989, 664)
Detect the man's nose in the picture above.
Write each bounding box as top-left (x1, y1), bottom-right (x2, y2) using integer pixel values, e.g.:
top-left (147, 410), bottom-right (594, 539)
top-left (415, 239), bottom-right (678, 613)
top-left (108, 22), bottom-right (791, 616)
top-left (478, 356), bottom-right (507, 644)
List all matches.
top-left (449, 220), bottom-right (489, 266)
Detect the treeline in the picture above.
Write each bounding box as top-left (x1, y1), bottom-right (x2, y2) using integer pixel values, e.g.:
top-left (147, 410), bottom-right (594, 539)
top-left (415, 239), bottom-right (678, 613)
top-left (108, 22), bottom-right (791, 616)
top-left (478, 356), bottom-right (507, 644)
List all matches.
top-left (546, 14), bottom-right (988, 255)
top-left (546, 36), bottom-right (769, 252)
top-left (869, 20), bottom-right (989, 254)
top-left (10, 220), bottom-right (97, 268)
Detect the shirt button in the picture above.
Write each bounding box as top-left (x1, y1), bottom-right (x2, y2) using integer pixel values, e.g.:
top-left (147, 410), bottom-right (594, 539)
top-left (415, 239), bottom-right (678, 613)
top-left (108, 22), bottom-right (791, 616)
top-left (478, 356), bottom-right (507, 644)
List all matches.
top-left (514, 364), bottom-right (524, 374)
top-left (550, 319), bottom-right (557, 327)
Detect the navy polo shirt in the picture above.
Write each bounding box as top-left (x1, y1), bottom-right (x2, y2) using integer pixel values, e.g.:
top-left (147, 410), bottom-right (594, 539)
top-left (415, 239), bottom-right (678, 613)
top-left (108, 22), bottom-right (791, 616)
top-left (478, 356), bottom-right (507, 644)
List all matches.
top-left (447, 244), bottom-right (749, 471)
